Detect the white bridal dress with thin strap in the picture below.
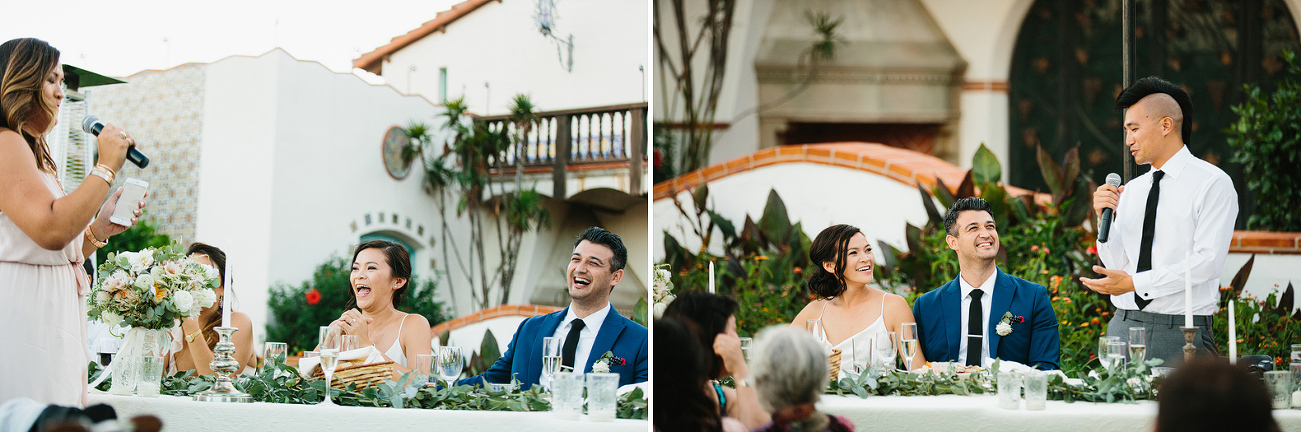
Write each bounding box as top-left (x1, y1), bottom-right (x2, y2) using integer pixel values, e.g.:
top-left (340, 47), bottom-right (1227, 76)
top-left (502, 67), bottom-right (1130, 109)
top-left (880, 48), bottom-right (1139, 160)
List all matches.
top-left (0, 172), bottom-right (93, 407)
top-left (818, 294), bottom-right (887, 380)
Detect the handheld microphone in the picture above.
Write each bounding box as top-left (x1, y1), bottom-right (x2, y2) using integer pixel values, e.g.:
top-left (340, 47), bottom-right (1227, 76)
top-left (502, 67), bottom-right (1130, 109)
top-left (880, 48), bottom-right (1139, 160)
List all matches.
top-left (81, 115), bottom-right (150, 168)
top-left (1098, 173), bottom-right (1122, 243)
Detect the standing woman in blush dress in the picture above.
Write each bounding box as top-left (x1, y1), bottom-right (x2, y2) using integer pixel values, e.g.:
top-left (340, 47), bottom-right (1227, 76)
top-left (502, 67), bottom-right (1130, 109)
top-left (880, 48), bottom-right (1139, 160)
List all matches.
top-left (0, 38), bottom-right (146, 407)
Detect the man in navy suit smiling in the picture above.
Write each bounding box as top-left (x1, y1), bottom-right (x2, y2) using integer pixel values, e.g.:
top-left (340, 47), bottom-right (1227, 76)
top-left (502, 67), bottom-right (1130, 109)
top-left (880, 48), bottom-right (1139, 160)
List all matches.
top-left (912, 198), bottom-right (1061, 370)
top-left (458, 227), bottom-right (649, 389)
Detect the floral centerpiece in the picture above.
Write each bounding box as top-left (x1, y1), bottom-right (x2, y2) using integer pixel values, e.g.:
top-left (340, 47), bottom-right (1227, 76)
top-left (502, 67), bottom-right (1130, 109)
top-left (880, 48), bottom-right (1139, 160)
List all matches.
top-left (89, 243), bottom-right (220, 395)
top-left (652, 264), bottom-right (675, 318)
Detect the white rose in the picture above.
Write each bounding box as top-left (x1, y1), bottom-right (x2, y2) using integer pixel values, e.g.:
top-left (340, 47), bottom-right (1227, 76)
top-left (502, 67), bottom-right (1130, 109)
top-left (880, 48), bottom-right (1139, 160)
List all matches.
top-left (125, 251), bottom-right (154, 273)
top-left (592, 361), bottom-right (610, 374)
top-left (653, 302), bottom-right (668, 318)
top-left (194, 288), bottom-right (217, 308)
top-left (134, 274), bottom-right (157, 291)
top-left (996, 322), bottom-right (1012, 336)
top-left (200, 263), bottom-right (219, 282)
top-left (172, 290), bottom-right (195, 315)
top-left (102, 311), bottom-right (123, 327)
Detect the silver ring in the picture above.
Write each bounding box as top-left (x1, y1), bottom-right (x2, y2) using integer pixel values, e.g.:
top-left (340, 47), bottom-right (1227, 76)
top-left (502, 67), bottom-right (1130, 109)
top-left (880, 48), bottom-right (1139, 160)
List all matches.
top-left (349, 319), bottom-right (356, 324)
top-left (119, 131), bottom-right (128, 139)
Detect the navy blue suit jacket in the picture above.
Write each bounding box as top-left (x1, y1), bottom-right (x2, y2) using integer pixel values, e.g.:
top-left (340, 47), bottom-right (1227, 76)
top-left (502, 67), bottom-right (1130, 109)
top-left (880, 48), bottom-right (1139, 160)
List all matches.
top-left (456, 306), bottom-right (649, 390)
top-left (912, 268), bottom-right (1061, 370)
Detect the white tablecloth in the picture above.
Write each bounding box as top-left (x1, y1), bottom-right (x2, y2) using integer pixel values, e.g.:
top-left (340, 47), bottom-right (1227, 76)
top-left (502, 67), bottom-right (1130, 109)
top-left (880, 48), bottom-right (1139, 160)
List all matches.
top-left (819, 394), bottom-right (1301, 432)
top-left (86, 392), bottom-right (647, 431)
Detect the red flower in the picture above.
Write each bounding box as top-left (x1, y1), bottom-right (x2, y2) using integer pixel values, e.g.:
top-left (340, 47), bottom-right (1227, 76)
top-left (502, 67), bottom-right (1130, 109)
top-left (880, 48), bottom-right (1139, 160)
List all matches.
top-left (1015, 316), bottom-right (1026, 324)
top-left (613, 357), bottom-right (627, 366)
top-left (305, 288), bottom-right (322, 305)
top-left (793, 267), bottom-right (802, 275)
top-left (1087, 245), bottom-right (1097, 255)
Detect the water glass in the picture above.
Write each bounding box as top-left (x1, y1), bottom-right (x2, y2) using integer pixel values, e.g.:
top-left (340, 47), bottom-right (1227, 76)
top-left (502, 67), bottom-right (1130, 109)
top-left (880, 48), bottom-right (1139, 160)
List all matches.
top-left (340, 335), bottom-right (359, 352)
top-left (1290, 363), bottom-right (1301, 408)
top-left (1291, 344), bottom-right (1301, 364)
top-left (137, 356), bottom-right (165, 398)
top-left (1128, 328), bottom-right (1147, 364)
top-left (1098, 336), bottom-right (1120, 368)
top-left (417, 354), bottom-right (436, 381)
top-left (439, 346), bottom-right (465, 383)
top-left (851, 337), bottom-right (874, 375)
top-left (875, 331), bottom-right (897, 372)
top-left (1023, 371), bottom-right (1047, 410)
top-left (264, 342), bottom-right (288, 371)
top-left (1105, 340), bottom-right (1127, 372)
top-left (739, 337), bottom-right (753, 363)
top-left (586, 373), bottom-right (619, 422)
top-left (1265, 370), bottom-right (1292, 409)
top-left (552, 372), bottom-right (585, 420)
top-left (998, 371), bottom-right (1022, 409)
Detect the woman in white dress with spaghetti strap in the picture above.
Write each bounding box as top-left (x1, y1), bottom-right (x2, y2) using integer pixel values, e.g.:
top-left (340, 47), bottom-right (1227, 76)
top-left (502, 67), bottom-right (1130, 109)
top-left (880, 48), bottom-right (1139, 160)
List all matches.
top-left (329, 240), bottom-right (431, 376)
top-left (791, 224), bottom-right (926, 378)
top-left (0, 38), bottom-right (145, 407)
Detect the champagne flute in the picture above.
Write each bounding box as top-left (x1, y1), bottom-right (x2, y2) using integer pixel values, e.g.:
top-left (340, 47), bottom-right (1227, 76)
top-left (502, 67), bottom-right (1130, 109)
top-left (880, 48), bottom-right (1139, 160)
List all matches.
top-left (318, 326), bottom-right (342, 406)
top-left (439, 346), bottom-right (465, 385)
top-left (900, 323), bottom-right (919, 371)
top-left (541, 337), bottom-right (562, 382)
top-left (1128, 328), bottom-right (1147, 365)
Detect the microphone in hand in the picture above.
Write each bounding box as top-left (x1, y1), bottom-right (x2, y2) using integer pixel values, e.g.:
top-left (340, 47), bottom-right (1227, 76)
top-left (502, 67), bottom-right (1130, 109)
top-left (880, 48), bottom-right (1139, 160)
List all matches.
top-left (1098, 173), bottom-right (1122, 243)
top-left (81, 115), bottom-right (150, 168)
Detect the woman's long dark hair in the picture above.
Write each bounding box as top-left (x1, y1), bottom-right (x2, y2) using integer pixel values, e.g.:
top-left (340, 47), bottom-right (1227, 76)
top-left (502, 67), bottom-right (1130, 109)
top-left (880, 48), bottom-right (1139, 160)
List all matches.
top-left (662, 290), bottom-right (737, 380)
top-left (345, 240), bottom-right (412, 310)
top-left (186, 242), bottom-right (228, 349)
top-left (807, 224), bottom-right (862, 299)
top-left (653, 316), bottom-right (723, 432)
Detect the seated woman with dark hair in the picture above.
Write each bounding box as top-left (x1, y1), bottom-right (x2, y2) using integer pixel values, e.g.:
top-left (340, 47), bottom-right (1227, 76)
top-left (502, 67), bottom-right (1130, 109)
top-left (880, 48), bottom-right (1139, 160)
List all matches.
top-left (1157, 358), bottom-right (1280, 432)
top-left (168, 242), bottom-right (256, 375)
top-left (653, 316), bottom-right (745, 432)
top-left (791, 224), bottom-right (926, 375)
top-left (750, 326), bottom-right (855, 432)
top-left (663, 291), bottom-right (768, 429)
top-left (328, 240), bottom-right (431, 374)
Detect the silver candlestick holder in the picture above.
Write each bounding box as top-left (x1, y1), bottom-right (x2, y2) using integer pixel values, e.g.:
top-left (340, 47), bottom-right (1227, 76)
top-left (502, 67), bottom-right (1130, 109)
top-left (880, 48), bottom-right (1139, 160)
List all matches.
top-left (1181, 326), bottom-right (1198, 364)
top-left (194, 326), bottom-right (253, 403)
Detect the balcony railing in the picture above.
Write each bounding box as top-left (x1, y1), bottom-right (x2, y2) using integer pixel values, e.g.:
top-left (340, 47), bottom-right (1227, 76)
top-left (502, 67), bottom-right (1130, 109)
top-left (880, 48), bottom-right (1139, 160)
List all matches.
top-left (477, 102), bottom-right (647, 197)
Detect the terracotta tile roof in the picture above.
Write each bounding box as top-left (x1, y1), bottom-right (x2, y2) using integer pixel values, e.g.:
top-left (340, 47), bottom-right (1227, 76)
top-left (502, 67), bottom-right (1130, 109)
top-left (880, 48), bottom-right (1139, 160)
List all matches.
top-left (352, 0), bottom-right (498, 75)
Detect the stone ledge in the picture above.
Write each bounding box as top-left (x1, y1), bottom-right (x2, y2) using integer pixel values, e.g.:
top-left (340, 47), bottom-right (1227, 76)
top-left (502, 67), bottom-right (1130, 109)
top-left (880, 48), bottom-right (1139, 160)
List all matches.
top-left (430, 304), bottom-right (564, 336)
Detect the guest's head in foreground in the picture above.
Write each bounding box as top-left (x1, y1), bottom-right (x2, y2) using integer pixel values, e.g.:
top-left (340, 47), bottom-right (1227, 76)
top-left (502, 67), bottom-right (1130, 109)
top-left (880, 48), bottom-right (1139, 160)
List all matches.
top-left (0, 37), bottom-right (61, 172)
top-left (751, 326), bottom-right (855, 432)
top-left (347, 240), bottom-right (411, 311)
top-left (664, 290), bottom-right (741, 379)
top-left (568, 226), bottom-right (626, 313)
top-left (653, 317), bottom-right (722, 432)
top-left (1115, 76), bottom-right (1193, 168)
top-left (807, 224), bottom-right (872, 299)
top-left (178, 242), bottom-right (256, 375)
top-left (944, 197), bottom-right (998, 266)
top-left (1156, 358), bottom-right (1279, 432)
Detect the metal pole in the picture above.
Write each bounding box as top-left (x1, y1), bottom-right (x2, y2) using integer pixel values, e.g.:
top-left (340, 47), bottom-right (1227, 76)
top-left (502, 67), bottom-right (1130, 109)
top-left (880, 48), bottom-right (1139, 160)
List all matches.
top-left (1121, 0), bottom-right (1137, 182)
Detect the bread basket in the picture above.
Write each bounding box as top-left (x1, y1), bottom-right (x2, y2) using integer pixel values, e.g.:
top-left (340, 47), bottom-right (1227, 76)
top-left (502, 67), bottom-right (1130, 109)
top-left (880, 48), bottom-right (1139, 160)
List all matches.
top-left (312, 361), bottom-right (395, 389)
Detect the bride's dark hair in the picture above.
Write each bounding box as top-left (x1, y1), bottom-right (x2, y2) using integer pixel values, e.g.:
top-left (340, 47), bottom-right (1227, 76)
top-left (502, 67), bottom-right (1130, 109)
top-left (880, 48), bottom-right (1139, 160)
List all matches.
top-left (806, 224), bottom-right (862, 299)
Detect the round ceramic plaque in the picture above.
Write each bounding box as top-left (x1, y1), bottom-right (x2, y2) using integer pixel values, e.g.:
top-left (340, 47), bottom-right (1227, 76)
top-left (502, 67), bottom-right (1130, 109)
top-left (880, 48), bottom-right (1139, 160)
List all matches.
top-left (382, 126), bottom-right (411, 180)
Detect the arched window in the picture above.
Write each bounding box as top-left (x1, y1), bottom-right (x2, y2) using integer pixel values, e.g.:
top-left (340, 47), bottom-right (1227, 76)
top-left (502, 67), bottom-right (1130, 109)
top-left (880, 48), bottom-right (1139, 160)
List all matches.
top-left (1009, 0), bottom-right (1300, 227)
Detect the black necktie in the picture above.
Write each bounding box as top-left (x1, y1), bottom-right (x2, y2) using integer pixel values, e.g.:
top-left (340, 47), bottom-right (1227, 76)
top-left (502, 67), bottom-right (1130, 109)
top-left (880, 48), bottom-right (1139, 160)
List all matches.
top-left (967, 289), bottom-right (984, 367)
top-left (561, 319), bottom-right (586, 371)
top-left (1134, 170), bottom-right (1164, 310)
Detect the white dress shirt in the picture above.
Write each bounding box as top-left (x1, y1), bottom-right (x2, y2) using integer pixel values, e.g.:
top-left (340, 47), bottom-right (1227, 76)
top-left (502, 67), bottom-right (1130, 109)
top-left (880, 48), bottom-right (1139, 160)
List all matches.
top-left (1097, 145), bottom-right (1238, 315)
top-left (957, 271), bottom-right (995, 367)
top-left (538, 303), bottom-right (610, 389)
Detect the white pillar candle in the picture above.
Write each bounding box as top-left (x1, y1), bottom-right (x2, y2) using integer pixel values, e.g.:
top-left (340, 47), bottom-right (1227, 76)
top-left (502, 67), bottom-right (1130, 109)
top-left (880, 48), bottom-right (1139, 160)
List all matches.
top-left (708, 261), bottom-right (715, 294)
top-left (1229, 299), bottom-right (1237, 365)
top-left (222, 262), bottom-right (232, 328)
top-left (1185, 251), bottom-right (1193, 328)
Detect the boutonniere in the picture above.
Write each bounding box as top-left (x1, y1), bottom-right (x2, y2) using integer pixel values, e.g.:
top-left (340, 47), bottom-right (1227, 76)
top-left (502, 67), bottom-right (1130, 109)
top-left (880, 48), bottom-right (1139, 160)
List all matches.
top-left (592, 351), bottom-right (627, 373)
top-left (996, 312), bottom-right (1026, 336)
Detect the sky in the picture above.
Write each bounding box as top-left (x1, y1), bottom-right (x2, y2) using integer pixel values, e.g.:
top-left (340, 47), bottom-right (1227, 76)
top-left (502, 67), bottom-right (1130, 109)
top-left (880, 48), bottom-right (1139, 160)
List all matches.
top-left (1, 0), bottom-right (462, 84)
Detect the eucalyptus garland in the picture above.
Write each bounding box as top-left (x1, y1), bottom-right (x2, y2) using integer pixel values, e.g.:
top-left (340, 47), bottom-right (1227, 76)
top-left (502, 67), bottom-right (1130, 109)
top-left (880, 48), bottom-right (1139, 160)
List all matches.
top-left (88, 362), bottom-right (647, 419)
top-left (827, 359), bottom-right (1164, 404)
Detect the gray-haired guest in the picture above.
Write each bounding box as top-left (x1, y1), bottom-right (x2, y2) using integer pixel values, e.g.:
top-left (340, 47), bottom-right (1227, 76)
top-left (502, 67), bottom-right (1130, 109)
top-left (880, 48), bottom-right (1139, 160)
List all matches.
top-left (750, 326), bottom-right (855, 432)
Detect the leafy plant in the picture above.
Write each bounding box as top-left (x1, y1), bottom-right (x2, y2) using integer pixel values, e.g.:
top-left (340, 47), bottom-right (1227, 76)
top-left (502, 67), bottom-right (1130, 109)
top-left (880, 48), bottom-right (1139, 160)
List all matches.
top-left (1225, 50), bottom-right (1301, 231)
top-left (1213, 254), bottom-right (1301, 369)
top-left (265, 255), bottom-right (451, 354)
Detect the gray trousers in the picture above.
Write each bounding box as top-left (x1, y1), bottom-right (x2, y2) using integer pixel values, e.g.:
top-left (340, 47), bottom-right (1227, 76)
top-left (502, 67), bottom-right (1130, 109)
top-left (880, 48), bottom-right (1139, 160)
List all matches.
top-left (1106, 309), bottom-right (1219, 368)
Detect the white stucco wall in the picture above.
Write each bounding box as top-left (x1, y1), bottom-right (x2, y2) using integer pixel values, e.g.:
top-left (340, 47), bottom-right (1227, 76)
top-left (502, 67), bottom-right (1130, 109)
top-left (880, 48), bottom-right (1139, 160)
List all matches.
top-left (379, 0), bottom-right (650, 114)
top-left (441, 316), bottom-right (529, 359)
top-left (1223, 253), bottom-right (1301, 310)
top-left (653, 163), bottom-right (933, 261)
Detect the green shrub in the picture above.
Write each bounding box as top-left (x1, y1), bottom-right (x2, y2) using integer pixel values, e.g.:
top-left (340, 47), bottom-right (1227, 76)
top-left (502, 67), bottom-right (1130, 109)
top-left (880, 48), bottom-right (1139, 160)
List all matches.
top-left (1226, 51), bottom-right (1301, 231)
top-left (265, 255), bottom-right (451, 354)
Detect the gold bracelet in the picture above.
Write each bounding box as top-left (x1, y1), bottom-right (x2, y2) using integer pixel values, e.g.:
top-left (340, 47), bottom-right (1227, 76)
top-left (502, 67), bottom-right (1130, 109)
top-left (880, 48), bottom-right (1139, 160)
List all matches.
top-left (89, 164), bottom-right (115, 184)
top-left (84, 225), bottom-right (107, 248)
top-left (94, 163), bottom-right (116, 179)
top-left (186, 329), bottom-right (204, 343)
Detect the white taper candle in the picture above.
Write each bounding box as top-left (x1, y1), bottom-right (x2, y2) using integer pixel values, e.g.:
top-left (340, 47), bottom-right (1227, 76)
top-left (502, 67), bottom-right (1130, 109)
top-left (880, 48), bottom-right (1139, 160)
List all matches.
top-left (1229, 298), bottom-right (1237, 365)
top-left (708, 261), bottom-right (715, 294)
top-left (222, 262), bottom-right (232, 328)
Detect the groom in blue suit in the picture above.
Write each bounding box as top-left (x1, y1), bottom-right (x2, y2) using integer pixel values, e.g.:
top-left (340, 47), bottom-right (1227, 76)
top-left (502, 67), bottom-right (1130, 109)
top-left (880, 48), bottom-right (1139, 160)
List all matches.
top-left (457, 227), bottom-right (649, 389)
top-left (912, 198), bottom-right (1061, 370)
